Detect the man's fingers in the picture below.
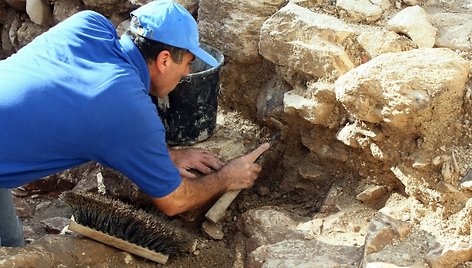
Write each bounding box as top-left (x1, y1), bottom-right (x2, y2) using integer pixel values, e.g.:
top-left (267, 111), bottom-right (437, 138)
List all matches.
top-left (245, 142), bottom-right (271, 163)
top-left (180, 168), bottom-right (197, 179)
top-left (193, 163), bottom-right (213, 174)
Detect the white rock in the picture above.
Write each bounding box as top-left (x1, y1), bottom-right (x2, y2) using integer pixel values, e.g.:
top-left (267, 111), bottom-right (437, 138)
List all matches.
top-left (431, 13), bottom-right (472, 52)
top-left (387, 5), bottom-right (437, 48)
top-left (336, 0), bottom-right (389, 22)
top-left (260, 2), bottom-right (356, 78)
top-left (199, 0), bottom-right (286, 63)
top-left (283, 87), bottom-right (337, 126)
top-left (335, 48), bottom-right (469, 134)
top-left (356, 26), bottom-right (415, 59)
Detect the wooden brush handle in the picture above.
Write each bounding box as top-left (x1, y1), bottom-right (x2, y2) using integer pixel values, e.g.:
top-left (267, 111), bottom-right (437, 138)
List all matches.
top-left (68, 220), bottom-right (169, 264)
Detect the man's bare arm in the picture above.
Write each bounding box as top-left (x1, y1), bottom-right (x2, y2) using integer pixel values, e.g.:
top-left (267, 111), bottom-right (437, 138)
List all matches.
top-left (153, 143), bottom-right (270, 216)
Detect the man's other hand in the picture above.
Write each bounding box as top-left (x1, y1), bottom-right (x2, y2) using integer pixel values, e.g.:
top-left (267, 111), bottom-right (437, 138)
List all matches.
top-left (169, 148), bottom-right (225, 179)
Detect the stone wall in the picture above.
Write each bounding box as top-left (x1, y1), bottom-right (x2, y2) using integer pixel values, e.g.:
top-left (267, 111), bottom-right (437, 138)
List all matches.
top-left (198, 0), bottom-right (472, 266)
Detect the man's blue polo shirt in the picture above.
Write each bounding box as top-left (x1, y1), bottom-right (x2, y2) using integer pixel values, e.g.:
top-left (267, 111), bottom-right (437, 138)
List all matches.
top-left (0, 11), bottom-right (182, 198)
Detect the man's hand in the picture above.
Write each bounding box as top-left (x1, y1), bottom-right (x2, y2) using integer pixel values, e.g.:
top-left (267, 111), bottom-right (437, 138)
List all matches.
top-left (154, 143), bottom-right (271, 216)
top-left (169, 148), bottom-right (225, 179)
top-left (216, 142), bottom-right (271, 191)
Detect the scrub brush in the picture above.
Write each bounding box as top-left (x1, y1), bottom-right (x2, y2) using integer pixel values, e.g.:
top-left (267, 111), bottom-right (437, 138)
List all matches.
top-left (60, 191), bottom-right (195, 264)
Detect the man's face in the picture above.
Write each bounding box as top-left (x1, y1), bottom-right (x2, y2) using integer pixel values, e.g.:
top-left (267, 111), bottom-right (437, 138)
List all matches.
top-left (150, 51), bottom-right (195, 97)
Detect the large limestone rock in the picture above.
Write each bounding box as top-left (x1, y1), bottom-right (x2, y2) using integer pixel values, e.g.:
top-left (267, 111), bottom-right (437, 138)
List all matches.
top-left (431, 13), bottom-right (472, 52)
top-left (259, 2), bottom-right (356, 79)
top-left (387, 5), bottom-right (437, 48)
top-left (335, 48), bottom-right (469, 140)
top-left (198, 0), bottom-right (284, 63)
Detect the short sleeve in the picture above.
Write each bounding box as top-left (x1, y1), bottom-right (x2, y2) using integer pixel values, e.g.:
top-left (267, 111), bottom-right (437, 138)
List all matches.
top-left (98, 127), bottom-right (182, 198)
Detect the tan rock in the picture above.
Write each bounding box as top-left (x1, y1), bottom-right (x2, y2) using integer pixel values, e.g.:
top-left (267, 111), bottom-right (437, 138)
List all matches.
top-left (431, 13), bottom-right (472, 52)
top-left (198, 0), bottom-right (285, 63)
top-left (283, 89), bottom-right (335, 126)
top-left (425, 244), bottom-right (472, 268)
top-left (336, 0), bottom-right (389, 22)
top-left (335, 48), bottom-right (469, 139)
top-left (356, 185), bottom-right (388, 205)
top-left (52, 0), bottom-right (83, 23)
top-left (26, 0), bottom-right (52, 26)
top-left (387, 6), bottom-right (437, 48)
top-left (364, 218), bottom-right (396, 254)
top-left (260, 2), bottom-right (356, 78)
top-left (247, 239), bottom-right (362, 268)
top-left (356, 26), bottom-right (415, 59)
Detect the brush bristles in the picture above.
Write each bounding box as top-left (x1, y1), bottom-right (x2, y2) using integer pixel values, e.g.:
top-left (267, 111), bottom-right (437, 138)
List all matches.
top-left (60, 191), bottom-right (192, 254)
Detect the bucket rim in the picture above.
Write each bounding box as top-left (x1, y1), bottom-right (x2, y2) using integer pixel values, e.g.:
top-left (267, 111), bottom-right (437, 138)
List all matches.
top-left (187, 43), bottom-right (224, 77)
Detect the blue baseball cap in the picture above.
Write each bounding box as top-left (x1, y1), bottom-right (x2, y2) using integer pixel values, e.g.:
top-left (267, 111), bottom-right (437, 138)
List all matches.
top-left (130, 0), bottom-right (218, 67)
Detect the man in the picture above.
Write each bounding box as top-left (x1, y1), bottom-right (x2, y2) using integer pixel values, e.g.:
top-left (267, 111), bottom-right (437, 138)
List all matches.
top-left (0, 0), bottom-right (269, 247)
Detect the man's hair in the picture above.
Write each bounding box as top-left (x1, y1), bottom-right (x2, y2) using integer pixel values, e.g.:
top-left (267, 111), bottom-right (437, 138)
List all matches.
top-left (125, 19), bottom-right (187, 64)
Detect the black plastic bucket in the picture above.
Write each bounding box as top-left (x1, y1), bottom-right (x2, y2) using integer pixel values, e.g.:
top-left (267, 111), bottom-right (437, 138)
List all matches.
top-left (153, 44), bottom-right (224, 145)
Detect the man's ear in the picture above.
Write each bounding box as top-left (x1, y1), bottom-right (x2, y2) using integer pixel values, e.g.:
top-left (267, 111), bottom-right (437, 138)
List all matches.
top-left (155, 50), bottom-right (171, 72)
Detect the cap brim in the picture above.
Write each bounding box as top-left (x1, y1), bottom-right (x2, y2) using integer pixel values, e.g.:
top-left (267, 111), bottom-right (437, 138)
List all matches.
top-left (189, 46), bottom-right (219, 68)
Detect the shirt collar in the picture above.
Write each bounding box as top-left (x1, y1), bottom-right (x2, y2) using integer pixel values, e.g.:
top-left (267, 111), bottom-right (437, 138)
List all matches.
top-left (118, 34), bottom-right (151, 93)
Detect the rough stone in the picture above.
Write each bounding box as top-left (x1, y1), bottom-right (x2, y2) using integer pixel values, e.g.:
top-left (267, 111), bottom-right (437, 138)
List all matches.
top-left (336, 0), bottom-right (390, 22)
top-left (174, 0), bottom-right (199, 16)
top-left (284, 81), bottom-right (342, 127)
top-left (335, 48), bottom-right (469, 138)
top-left (81, 0), bottom-right (132, 18)
top-left (355, 26), bottom-right (415, 59)
top-left (247, 239), bottom-right (362, 268)
top-left (284, 89), bottom-right (332, 126)
top-left (302, 128), bottom-right (349, 162)
top-left (26, 0), bottom-right (53, 26)
top-left (14, 19), bottom-right (48, 50)
top-left (298, 163), bottom-right (327, 181)
top-left (237, 207), bottom-right (302, 253)
top-left (356, 185), bottom-right (388, 205)
top-left (198, 0), bottom-right (284, 63)
top-left (52, 0), bottom-right (83, 23)
top-left (13, 196), bottom-right (33, 218)
top-left (431, 12), bottom-right (472, 52)
top-left (364, 219), bottom-right (396, 254)
top-left (425, 245), bottom-right (472, 268)
top-left (387, 5), bottom-right (437, 48)
top-left (40, 217), bottom-right (70, 234)
top-left (256, 75), bottom-right (289, 122)
top-left (4, 0), bottom-right (26, 11)
top-left (201, 221), bottom-right (224, 240)
top-left (260, 2), bottom-right (356, 79)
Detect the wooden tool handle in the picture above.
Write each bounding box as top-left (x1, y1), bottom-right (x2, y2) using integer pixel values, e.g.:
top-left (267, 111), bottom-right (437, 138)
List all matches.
top-left (68, 220), bottom-right (169, 264)
top-left (205, 132), bottom-right (279, 224)
top-left (204, 190), bottom-right (241, 223)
